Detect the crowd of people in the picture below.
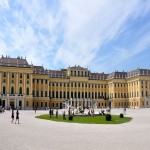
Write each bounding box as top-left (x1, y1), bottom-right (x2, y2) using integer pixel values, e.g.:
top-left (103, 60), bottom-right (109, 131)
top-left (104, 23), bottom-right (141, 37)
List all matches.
top-left (0, 105), bottom-right (20, 124)
top-left (0, 105), bottom-right (127, 124)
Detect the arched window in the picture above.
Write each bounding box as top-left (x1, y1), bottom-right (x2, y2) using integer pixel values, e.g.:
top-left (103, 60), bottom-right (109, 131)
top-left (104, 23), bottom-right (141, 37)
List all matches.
top-left (11, 87), bottom-right (14, 94)
top-left (3, 86), bottom-right (6, 94)
top-left (26, 87), bottom-right (29, 95)
top-left (19, 87), bottom-right (22, 95)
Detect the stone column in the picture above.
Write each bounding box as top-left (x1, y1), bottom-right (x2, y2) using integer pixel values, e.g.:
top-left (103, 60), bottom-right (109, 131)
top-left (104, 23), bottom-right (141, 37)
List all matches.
top-left (7, 72), bottom-right (10, 94)
top-left (7, 97), bottom-right (10, 109)
top-left (15, 96), bottom-right (17, 108)
top-left (100, 84), bottom-right (102, 98)
top-left (69, 82), bottom-right (71, 99)
top-left (0, 72), bottom-right (1, 93)
top-left (54, 82), bottom-right (56, 98)
top-left (87, 83), bottom-right (89, 98)
top-left (39, 79), bottom-right (41, 97)
top-left (22, 97), bottom-right (24, 110)
top-left (30, 74), bottom-right (33, 95)
top-left (65, 82), bottom-right (67, 99)
top-left (16, 73), bottom-right (18, 94)
top-left (93, 84), bottom-right (95, 99)
top-left (24, 74), bottom-right (26, 95)
top-left (47, 80), bottom-right (49, 97)
top-left (58, 82), bottom-right (60, 98)
top-left (5, 98), bottom-right (7, 109)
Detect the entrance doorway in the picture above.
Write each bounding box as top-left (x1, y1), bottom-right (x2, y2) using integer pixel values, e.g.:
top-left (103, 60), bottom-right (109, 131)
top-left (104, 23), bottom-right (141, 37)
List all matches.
top-left (10, 101), bottom-right (14, 109)
top-left (19, 101), bottom-right (22, 109)
top-left (2, 100), bottom-right (5, 107)
top-left (0, 100), bottom-right (5, 107)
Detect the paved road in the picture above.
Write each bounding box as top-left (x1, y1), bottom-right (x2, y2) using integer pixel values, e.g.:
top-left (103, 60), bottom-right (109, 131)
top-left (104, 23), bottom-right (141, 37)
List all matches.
top-left (0, 108), bottom-right (150, 150)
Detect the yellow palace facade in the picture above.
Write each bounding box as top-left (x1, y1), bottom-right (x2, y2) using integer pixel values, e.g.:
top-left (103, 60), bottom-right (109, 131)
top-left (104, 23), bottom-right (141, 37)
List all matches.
top-left (0, 56), bottom-right (150, 109)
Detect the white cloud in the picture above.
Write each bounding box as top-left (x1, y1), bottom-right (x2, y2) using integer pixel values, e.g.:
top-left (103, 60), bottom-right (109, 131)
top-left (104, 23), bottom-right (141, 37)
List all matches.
top-left (0, 0), bottom-right (10, 10)
top-left (0, 0), bottom-right (150, 72)
top-left (53, 0), bottom-right (150, 70)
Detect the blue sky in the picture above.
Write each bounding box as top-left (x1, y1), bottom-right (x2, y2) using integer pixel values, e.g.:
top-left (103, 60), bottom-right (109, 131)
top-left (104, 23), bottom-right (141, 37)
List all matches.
top-left (0, 0), bottom-right (150, 73)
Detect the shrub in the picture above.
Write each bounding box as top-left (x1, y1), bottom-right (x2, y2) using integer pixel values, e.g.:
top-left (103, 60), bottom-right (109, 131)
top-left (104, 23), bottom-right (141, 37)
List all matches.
top-left (68, 115), bottom-right (73, 120)
top-left (120, 113), bottom-right (124, 118)
top-left (105, 114), bottom-right (111, 121)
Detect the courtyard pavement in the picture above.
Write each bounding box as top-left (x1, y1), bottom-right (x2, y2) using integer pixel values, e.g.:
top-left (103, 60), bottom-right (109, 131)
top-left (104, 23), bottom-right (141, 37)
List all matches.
top-left (0, 108), bottom-right (150, 150)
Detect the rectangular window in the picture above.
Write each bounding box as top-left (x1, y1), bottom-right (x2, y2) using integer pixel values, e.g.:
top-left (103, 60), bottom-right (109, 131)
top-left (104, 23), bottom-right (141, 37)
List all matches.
top-left (3, 72), bottom-right (6, 78)
top-left (20, 73), bottom-right (22, 79)
top-left (56, 103), bottom-right (58, 108)
top-left (142, 91), bottom-right (143, 97)
top-left (41, 102), bottom-right (43, 107)
top-left (45, 80), bottom-right (47, 84)
top-left (20, 80), bottom-right (22, 83)
top-left (45, 91), bottom-right (47, 97)
top-left (41, 91), bottom-right (43, 97)
top-left (12, 73), bottom-right (14, 78)
top-left (26, 101), bottom-right (29, 107)
top-left (41, 79), bottom-right (43, 84)
top-left (27, 74), bottom-right (29, 79)
top-left (45, 102), bottom-right (47, 107)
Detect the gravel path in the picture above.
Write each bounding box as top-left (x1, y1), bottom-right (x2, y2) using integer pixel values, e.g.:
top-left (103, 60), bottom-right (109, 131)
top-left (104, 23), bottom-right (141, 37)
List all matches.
top-left (0, 108), bottom-right (150, 150)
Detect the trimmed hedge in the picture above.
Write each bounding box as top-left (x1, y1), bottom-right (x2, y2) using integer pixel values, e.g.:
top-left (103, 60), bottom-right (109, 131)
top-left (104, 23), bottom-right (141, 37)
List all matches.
top-left (120, 113), bottom-right (124, 118)
top-left (105, 114), bottom-right (111, 121)
top-left (68, 115), bottom-right (73, 120)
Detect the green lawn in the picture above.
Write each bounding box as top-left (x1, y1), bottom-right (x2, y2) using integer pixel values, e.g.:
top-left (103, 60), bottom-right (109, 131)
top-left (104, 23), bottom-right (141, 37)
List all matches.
top-left (36, 114), bottom-right (132, 124)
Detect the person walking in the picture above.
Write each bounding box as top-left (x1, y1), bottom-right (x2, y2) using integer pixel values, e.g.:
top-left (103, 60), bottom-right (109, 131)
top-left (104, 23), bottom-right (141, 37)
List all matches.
top-left (56, 109), bottom-right (58, 118)
top-left (35, 107), bottom-right (36, 114)
top-left (63, 110), bottom-right (66, 120)
top-left (11, 109), bottom-right (14, 123)
top-left (15, 110), bottom-right (19, 124)
top-left (123, 107), bottom-right (126, 115)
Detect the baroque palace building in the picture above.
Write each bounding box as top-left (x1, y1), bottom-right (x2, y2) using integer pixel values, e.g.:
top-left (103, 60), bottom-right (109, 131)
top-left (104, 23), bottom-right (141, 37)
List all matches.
top-left (0, 55), bottom-right (150, 109)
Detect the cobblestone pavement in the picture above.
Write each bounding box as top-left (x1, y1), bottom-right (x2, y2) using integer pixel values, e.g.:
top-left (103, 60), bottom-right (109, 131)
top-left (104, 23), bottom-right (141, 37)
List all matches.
top-left (0, 108), bottom-right (150, 150)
